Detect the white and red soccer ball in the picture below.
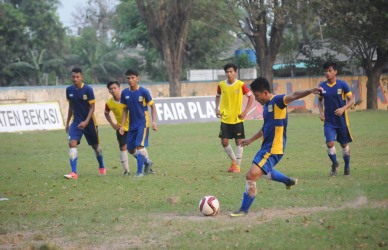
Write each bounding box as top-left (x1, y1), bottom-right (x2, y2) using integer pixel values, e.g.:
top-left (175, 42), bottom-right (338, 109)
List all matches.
top-left (199, 195), bottom-right (220, 216)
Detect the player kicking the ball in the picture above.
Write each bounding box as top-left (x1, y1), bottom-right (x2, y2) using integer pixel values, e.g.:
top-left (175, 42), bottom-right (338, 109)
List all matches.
top-left (231, 77), bottom-right (323, 216)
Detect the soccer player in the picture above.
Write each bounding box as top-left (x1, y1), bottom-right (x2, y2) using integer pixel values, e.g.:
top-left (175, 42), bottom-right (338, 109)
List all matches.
top-left (318, 62), bottom-right (354, 176)
top-left (230, 77), bottom-right (322, 216)
top-left (215, 63), bottom-right (254, 173)
top-left (104, 81), bottom-right (131, 176)
top-left (119, 69), bottom-right (158, 177)
top-left (64, 68), bottom-right (106, 179)
top-left (105, 81), bottom-right (154, 176)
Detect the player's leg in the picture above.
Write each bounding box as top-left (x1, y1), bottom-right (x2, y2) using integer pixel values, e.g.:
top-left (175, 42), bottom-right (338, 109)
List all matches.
top-left (84, 123), bottom-right (106, 175)
top-left (324, 126), bottom-right (339, 176)
top-left (220, 123), bottom-right (237, 172)
top-left (117, 131), bottom-right (130, 175)
top-left (234, 122), bottom-right (245, 173)
top-left (338, 127), bottom-right (353, 175)
top-left (64, 123), bottom-right (82, 179)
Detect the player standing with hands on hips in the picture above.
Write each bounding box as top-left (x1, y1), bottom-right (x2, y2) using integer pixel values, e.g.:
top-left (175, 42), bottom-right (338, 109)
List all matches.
top-left (318, 62), bottom-right (354, 176)
top-left (231, 77), bottom-right (323, 216)
top-left (64, 68), bottom-right (106, 179)
top-left (120, 69), bottom-right (158, 177)
top-left (215, 63), bottom-right (254, 173)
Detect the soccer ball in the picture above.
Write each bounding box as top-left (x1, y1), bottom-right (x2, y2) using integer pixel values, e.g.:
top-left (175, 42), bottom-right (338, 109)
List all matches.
top-left (199, 195), bottom-right (220, 216)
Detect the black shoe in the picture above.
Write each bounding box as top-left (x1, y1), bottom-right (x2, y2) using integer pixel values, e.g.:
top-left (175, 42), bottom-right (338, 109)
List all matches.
top-left (344, 168), bottom-right (350, 176)
top-left (330, 162), bottom-right (339, 177)
top-left (286, 178), bottom-right (298, 189)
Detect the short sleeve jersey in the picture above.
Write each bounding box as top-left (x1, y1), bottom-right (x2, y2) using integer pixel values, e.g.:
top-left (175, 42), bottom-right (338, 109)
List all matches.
top-left (216, 79), bottom-right (251, 124)
top-left (261, 94), bottom-right (288, 155)
top-left (66, 83), bottom-right (96, 123)
top-left (120, 86), bottom-right (154, 130)
top-left (318, 79), bottom-right (352, 128)
top-left (105, 98), bottom-right (129, 131)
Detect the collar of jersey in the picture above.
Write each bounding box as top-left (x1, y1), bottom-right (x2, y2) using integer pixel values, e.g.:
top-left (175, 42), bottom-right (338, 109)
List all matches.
top-left (326, 81), bottom-right (336, 87)
top-left (129, 85), bottom-right (140, 91)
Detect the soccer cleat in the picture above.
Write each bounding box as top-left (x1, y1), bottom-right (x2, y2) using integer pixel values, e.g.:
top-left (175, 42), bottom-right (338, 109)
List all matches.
top-left (64, 172), bottom-right (78, 179)
top-left (344, 169), bottom-right (350, 176)
top-left (135, 172), bottom-right (144, 177)
top-left (99, 168), bottom-right (106, 176)
top-left (330, 162), bottom-right (339, 177)
top-left (149, 168), bottom-right (156, 174)
top-left (144, 160), bottom-right (153, 175)
top-left (232, 165), bottom-right (241, 173)
top-left (228, 162), bottom-right (237, 172)
top-left (286, 178), bottom-right (298, 189)
top-left (230, 209), bottom-right (247, 217)
top-left (122, 170), bottom-right (130, 176)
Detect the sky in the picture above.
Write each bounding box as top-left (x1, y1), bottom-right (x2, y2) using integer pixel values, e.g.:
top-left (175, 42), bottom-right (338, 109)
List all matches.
top-left (57, 0), bottom-right (88, 28)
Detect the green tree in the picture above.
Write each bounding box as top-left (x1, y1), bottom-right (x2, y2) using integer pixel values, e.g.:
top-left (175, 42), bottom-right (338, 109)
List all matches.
top-left (319, 0), bottom-right (388, 109)
top-left (0, 0), bottom-right (65, 86)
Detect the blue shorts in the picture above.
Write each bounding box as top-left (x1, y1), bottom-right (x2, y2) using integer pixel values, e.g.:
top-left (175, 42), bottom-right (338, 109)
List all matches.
top-left (252, 150), bottom-right (283, 175)
top-left (69, 121), bottom-right (100, 145)
top-left (126, 126), bottom-right (149, 150)
top-left (324, 126), bottom-right (353, 144)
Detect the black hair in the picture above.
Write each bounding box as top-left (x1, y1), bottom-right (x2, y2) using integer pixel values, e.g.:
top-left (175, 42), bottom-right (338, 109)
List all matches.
top-left (250, 77), bottom-right (271, 92)
top-left (125, 69), bottom-right (139, 76)
top-left (223, 63), bottom-right (238, 72)
top-left (71, 67), bottom-right (82, 74)
top-left (107, 81), bottom-right (120, 88)
top-left (323, 62), bottom-right (337, 71)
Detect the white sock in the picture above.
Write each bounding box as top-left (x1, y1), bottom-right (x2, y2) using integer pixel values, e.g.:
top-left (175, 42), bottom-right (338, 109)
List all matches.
top-left (131, 149), bottom-right (150, 163)
top-left (236, 145), bottom-right (243, 166)
top-left (224, 144), bottom-right (236, 162)
top-left (120, 151), bottom-right (129, 172)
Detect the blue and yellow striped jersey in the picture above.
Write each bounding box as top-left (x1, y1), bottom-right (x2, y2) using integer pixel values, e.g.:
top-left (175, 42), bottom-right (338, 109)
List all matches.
top-left (318, 79), bottom-right (352, 128)
top-left (261, 94), bottom-right (288, 155)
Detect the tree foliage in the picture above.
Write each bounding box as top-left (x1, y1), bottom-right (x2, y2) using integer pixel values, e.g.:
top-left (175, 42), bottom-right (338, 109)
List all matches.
top-left (318, 0), bottom-right (388, 109)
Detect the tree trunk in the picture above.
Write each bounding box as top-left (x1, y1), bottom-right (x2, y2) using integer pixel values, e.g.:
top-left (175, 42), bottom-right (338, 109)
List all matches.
top-left (365, 47), bottom-right (388, 110)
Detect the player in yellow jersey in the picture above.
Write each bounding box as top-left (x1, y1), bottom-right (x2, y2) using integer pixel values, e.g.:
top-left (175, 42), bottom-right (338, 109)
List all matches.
top-left (215, 63), bottom-right (254, 173)
top-left (104, 81), bottom-right (153, 176)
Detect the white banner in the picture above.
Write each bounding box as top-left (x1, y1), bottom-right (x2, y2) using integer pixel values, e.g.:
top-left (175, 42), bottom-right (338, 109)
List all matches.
top-left (0, 102), bottom-right (64, 132)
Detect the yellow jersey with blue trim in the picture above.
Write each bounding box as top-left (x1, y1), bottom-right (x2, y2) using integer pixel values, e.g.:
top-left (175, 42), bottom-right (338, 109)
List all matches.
top-left (105, 97), bottom-right (129, 132)
top-left (261, 94), bottom-right (288, 155)
top-left (217, 79), bottom-right (251, 124)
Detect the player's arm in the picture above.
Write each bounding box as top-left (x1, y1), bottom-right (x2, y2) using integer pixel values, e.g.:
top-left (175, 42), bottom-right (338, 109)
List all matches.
top-left (104, 104), bottom-right (119, 130)
top-left (215, 85), bottom-right (221, 118)
top-left (317, 95), bottom-right (325, 121)
top-left (78, 102), bottom-right (95, 129)
top-left (149, 102), bottom-right (158, 131)
top-left (65, 101), bottom-right (73, 134)
top-left (119, 105), bottom-right (128, 135)
top-left (284, 87), bottom-right (323, 104)
top-left (242, 128), bottom-right (263, 146)
top-left (239, 92), bottom-right (254, 119)
top-left (335, 92), bottom-right (354, 116)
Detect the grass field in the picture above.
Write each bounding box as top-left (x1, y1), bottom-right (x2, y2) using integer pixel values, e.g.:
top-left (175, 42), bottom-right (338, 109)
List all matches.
top-left (0, 110), bottom-right (388, 249)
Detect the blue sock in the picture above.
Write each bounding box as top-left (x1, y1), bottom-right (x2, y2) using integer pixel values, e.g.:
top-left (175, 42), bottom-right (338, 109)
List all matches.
top-left (97, 155), bottom-right (105, 169)
top-left (70, 158), bottom-right (77, 173)
top-left (328, 154), bottom-right (337, 165)
top-left (240, 192), bottom-right (255, 213)
top-left (136, 153), bottom-right (146, 174)
top-left (343, 155), bottom-right (350, 171)
top-left (270, 169), bottom-right (291, 185)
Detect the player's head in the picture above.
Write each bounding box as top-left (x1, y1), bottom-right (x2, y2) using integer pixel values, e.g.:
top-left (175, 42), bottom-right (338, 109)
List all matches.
top-left (125, 69), bottom-right (139, 87)
top-left (250, 77), bottom-right (271, 105)
top-left (223, 63), bottom-right (238, 82)
top-left (107, 81), bottom-right (120, 97)
top-left (323, 62), bottom-right (337, 81)
top-left (71, 67), bottom-right (83, 85)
